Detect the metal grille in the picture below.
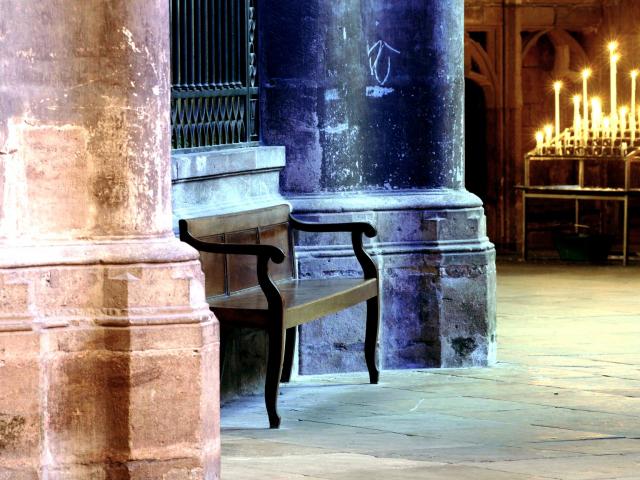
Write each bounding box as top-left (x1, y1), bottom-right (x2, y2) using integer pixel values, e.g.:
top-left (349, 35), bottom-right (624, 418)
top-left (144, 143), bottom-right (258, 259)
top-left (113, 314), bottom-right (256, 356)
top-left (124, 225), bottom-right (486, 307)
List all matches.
top-left (170, 0), bottom-right (258, 150)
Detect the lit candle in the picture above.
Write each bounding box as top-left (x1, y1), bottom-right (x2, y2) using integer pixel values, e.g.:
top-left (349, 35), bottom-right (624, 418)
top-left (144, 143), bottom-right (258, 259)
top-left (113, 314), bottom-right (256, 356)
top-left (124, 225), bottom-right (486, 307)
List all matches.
top-left (582, 69), bottom-right (591, 139)
top-left (544, 124), bottom-right (554, 147)
top-left (620, 106), bottom-right (629, 134)
top-left (554, 81), bottom-right (562, 149)
top-left (609, 42), bottom-right (619, 120)
top-left (535, 131), bottom-right (544, 154)
top-left (592, 97), bottom-right (602, 138)
top-left (631, 70), bottom-right (638, 142)
top-left (573, 94), bottom-right (582, 143)
top-left (603, 116), bottom-right (611, 139)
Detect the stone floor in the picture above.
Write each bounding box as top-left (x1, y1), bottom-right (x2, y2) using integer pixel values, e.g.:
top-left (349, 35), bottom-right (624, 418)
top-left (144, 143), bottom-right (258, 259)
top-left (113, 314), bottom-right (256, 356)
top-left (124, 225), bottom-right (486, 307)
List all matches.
top-left (221, 263), bottom-right (640, 479)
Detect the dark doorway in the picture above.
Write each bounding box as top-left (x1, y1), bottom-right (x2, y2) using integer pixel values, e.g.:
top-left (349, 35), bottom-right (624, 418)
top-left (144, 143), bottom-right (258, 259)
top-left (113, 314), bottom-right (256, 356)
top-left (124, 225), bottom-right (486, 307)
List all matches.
top-left (465, 79), bottom-right (488, 201)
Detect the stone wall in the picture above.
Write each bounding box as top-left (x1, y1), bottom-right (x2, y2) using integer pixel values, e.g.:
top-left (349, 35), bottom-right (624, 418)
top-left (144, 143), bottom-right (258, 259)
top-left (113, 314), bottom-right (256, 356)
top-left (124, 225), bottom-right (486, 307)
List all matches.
top-left (171, 0), bottom-right (497, 402)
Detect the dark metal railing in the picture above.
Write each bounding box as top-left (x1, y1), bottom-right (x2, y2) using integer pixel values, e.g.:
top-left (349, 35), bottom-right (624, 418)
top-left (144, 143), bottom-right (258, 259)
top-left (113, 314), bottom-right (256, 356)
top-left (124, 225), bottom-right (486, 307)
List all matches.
top-left (170, 0), bottom-right (258, 150)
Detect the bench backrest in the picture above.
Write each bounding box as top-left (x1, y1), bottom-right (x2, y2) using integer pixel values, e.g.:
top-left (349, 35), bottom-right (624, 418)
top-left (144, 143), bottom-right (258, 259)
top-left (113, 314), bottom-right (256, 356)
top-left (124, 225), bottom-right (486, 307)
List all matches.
top-left (184, 204), bottom-right (294, 298)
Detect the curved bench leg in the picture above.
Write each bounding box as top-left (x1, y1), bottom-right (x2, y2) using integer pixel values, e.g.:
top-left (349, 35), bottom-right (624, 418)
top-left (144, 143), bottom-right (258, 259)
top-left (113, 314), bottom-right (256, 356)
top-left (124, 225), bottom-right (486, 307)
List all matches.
top-left (280, 327), bottom-right (297, 383)
top-left (365, 296), bottom-right (380, 384)
top-left (266, 327), bottom-right (286, 428)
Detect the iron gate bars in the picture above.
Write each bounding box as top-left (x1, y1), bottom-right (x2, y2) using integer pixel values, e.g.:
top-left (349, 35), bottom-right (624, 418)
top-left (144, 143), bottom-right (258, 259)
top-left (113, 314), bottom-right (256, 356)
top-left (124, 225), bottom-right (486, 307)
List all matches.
top-left (170, 0), bottom-right (258, 150)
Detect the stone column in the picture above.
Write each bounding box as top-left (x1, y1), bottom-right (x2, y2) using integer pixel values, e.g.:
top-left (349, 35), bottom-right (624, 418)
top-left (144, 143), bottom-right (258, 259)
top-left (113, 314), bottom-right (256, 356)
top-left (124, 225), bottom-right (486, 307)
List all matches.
top-left (0, 1), bottom-right (219, 478)
top-left (504, 0), bottom-right (524, 252)
top-left (262, 0), bottom-right (496, 372)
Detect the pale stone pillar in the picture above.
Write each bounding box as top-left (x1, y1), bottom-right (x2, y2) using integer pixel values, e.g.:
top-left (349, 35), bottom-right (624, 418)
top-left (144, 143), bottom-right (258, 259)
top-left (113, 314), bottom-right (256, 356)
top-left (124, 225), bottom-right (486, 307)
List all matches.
top-left (0, 1), bottom-right (219, 478)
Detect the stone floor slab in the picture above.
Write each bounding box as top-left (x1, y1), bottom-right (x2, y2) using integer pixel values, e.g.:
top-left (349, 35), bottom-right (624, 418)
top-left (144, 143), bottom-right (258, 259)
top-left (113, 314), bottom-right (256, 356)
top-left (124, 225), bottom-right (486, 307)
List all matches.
top-left (221, 263), bottom-right (640, 479)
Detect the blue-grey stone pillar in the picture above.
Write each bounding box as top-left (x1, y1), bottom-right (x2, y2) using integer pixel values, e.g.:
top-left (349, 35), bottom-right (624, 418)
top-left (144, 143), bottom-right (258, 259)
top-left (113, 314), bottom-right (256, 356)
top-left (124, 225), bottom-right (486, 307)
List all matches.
top-left (262, 0), bottom-right (496, 371)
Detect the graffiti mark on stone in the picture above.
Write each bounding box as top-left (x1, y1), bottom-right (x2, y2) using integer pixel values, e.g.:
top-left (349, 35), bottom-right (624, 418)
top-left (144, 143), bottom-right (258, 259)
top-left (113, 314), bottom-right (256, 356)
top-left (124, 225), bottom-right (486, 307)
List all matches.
top-left (368, 40), bottom-right (401, 86)
top-left (366, 86), bottom-right (394, 98)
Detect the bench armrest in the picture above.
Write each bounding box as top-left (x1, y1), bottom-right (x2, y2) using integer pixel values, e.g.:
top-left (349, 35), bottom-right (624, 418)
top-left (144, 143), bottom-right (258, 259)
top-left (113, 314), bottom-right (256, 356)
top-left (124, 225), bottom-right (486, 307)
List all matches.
top-left (288, 215), bottom-right (378, 280)
top-left (179, 219), bottom-right (286, 264)
top-left (289, 215), bottom-right (377, 238)
top-left (179, 219), bottom-right (286, 318)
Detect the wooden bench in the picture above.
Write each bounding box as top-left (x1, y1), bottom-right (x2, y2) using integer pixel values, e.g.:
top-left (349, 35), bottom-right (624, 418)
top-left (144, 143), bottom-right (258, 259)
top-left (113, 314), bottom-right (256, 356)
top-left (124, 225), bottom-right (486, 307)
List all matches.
top-left (179, 204), bottom-right (380, 428)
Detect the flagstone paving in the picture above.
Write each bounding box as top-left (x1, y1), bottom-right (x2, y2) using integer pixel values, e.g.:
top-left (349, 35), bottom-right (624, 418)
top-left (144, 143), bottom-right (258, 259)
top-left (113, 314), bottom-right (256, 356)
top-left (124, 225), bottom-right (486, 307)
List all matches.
top-left (221, 263), bottom-right (640, 479)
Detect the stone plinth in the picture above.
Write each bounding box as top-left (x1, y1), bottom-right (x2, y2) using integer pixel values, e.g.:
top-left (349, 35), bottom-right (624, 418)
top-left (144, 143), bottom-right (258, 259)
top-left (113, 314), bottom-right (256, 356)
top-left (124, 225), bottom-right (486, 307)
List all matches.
top-left (0, 1), bottom-right (220, 478)
top-left (262, 0), bottom-right (496, 372)
top-left (172, 146), bottom-right (287, 225)
top-left (0, 257), bottom-right (218, 479)
top-left (293, 191), bottom-right (496, 372)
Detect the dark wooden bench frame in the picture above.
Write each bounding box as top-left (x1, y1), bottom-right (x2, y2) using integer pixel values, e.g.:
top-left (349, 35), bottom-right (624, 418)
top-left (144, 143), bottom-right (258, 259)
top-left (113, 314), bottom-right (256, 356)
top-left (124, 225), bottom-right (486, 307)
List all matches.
top-left (179, 205), bottom-right (380, 428)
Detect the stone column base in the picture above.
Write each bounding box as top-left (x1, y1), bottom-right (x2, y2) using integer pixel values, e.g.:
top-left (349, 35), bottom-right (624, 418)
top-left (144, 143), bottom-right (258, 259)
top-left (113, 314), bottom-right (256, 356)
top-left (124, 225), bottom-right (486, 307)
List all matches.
top-left (0, 239), bottom-right (220, 479)
top-left (289, 189), bottom-right (497, 373)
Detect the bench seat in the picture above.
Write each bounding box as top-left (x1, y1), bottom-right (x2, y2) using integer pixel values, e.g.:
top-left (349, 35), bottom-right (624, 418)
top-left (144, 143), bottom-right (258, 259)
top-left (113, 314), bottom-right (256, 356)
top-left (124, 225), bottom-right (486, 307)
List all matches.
top-left (209, 278), bottom-right (378, 328)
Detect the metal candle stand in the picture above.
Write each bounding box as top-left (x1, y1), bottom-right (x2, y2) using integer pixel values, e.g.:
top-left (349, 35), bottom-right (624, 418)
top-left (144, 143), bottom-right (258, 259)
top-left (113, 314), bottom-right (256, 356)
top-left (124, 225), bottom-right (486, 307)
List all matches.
top-left (519, 128), bottom-right (640, 265)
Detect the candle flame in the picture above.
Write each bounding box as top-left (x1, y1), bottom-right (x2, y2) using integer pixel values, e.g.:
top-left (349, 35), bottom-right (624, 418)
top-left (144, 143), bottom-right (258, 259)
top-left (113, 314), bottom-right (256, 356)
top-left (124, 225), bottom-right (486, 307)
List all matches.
top-left (532, 41), bottom-right (639, 155)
